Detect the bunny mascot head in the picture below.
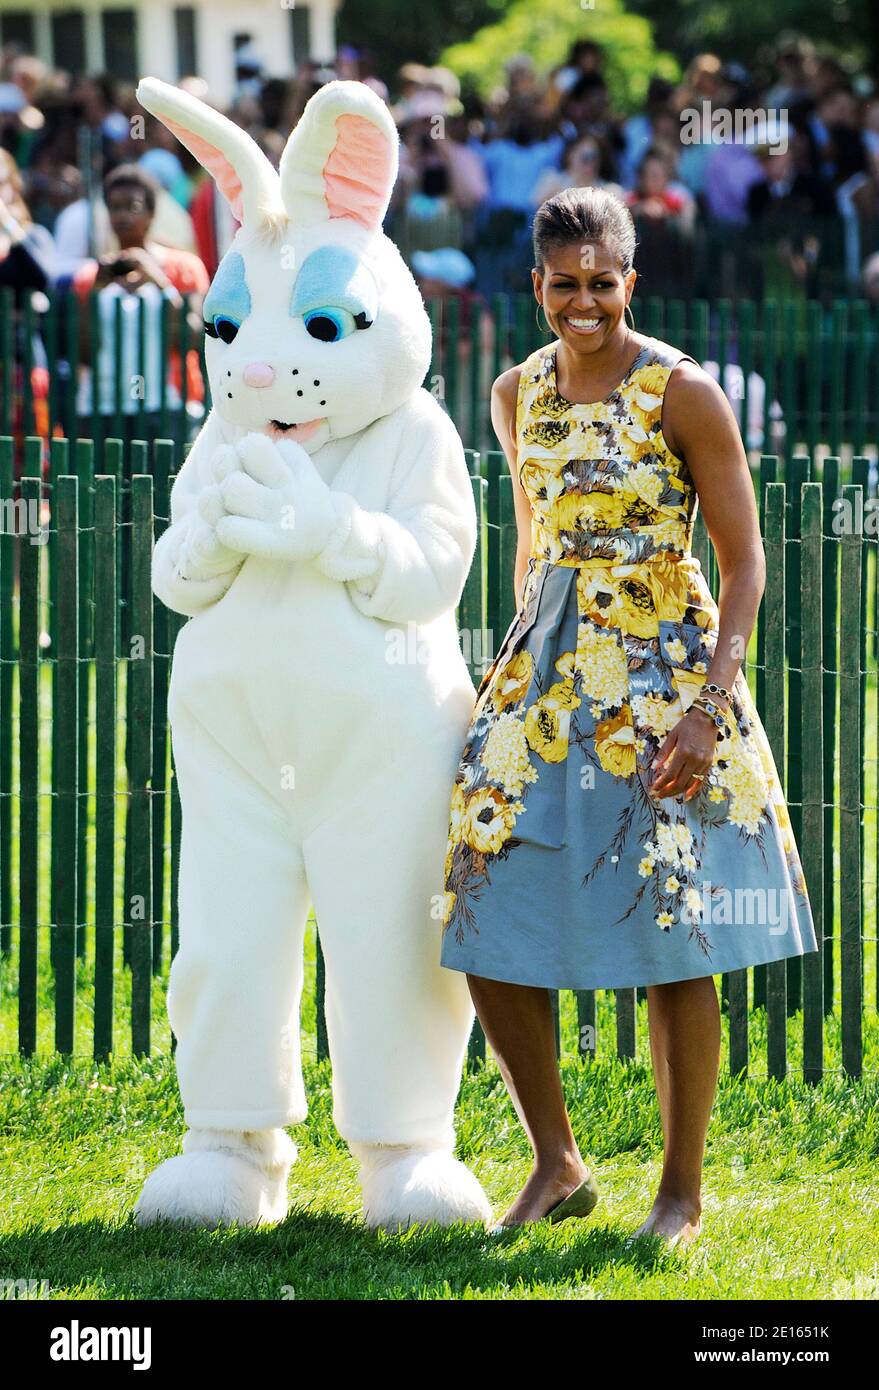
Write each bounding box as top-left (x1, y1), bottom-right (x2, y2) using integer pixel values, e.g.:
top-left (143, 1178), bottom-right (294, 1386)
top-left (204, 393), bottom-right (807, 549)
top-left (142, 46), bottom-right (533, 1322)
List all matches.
top-left (139, 75), bottom-right (430, 450)
top-left (134, 78), bottom-right (491, 1233)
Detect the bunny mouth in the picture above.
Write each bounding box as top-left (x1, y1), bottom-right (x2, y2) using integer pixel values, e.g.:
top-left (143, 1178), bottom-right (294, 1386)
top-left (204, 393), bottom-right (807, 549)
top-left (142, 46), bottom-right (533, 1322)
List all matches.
top-left (265, 417), bottom-right (325, 443)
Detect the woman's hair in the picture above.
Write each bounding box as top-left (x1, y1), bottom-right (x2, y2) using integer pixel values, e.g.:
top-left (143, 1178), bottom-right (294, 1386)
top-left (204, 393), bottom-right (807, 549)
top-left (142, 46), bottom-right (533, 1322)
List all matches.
top-left (532, 184), bottom-right (637, 274)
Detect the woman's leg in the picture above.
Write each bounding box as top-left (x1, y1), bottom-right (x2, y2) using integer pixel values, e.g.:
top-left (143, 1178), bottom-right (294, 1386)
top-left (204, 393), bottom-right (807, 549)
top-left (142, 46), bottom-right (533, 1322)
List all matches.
top-left (637, 975), bottom-right (721, 1244)
top-left (467, 975), bottom-right (590, 1224)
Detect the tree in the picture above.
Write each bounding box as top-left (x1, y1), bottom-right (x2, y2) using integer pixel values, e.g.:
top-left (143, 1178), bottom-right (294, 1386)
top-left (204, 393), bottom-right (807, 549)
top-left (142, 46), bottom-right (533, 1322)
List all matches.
top-left (440, 0), bottom-right (678, 113)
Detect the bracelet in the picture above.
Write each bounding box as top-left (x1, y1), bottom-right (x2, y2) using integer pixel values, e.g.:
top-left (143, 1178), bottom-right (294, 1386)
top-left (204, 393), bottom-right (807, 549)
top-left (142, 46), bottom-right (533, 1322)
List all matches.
top-left (689, 696), bottom-right (727, 733)
top-left (701, 680), bottom-right (732, 704)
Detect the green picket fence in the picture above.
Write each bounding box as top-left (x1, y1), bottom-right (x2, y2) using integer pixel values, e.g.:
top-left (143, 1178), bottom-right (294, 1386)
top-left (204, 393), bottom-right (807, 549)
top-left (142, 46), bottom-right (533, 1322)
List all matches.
top-left (1, 289), bottom-right (879, 461)
top-left (0, 434), bottom-right (876, 1080)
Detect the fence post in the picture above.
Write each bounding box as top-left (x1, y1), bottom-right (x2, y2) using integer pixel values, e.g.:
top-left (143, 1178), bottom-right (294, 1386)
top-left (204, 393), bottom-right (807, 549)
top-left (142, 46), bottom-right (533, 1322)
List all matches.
top-left (151, 439), bottom-right (174, 974)
top-left (75, 438), bottom-right (94, 956)
top-left (785, 455), bottom-right (809, 1013)
top-left (18, 475), bottom-right (41, 1054)
top-left (129, 474), bottom-right (154, 1056)
top-left (54, 476), bottom-right (79, 1054)
top-left (0, 436), bottom-right (13, 956)
top-left (800, 483), bottom-right (824, 1082)
top-left (821, 457), bottom-right (840, 1012)
top-left (94, 476), bottom-right (117, 1060)
top-left (838, 484), bottom-right (863, 1078)
top-left (764, 483), bottom-right (787, 1079)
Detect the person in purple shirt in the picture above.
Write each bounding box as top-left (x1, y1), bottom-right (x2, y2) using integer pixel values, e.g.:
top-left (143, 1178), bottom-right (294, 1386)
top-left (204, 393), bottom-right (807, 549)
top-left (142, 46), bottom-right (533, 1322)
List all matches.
top-left (703, 138), bottom-right (765, 225)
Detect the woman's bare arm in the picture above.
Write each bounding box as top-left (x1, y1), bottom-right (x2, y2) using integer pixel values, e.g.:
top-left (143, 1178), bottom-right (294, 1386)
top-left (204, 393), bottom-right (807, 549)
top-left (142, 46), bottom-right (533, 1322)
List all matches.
top-left (651, 360), bottom-right (766, 798)
top-left (663, 360), bottom-right (765, 693)
top-left (490, 366), bottom-right (532, 610)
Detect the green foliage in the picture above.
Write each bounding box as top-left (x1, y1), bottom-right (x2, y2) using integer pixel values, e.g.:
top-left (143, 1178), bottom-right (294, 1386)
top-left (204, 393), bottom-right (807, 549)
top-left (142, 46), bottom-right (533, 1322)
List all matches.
top-left (337, 0), bottom-right (501, 86)
top-left (440, 0), bottom-right (679, 114)
top-left (623, 0), bottom-right (875, 70)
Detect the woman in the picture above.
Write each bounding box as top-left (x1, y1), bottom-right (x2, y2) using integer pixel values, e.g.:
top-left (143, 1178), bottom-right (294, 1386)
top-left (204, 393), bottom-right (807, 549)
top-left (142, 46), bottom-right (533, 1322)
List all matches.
top-left (439, 186), bottom-right (817, 1244)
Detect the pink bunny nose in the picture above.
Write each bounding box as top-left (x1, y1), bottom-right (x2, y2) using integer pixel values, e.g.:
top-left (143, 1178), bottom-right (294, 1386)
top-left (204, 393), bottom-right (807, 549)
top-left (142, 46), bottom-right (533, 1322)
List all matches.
top-left (242, 361), bottom-right (275, 388)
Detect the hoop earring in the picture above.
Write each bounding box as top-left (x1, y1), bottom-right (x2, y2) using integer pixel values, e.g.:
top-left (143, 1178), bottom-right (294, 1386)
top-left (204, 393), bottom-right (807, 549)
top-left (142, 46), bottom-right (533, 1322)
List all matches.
top-left (535, 303), bottom-right (551, 335)
top-left (625, 303), bottom-right (636, 330)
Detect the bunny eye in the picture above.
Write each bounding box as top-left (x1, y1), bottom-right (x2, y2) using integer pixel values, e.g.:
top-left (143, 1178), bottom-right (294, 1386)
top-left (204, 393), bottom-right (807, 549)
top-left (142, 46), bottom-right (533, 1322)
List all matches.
top-left (204, 315), bottom-right (240, 345)
top-left (303, 307), bottom-right (357, 343)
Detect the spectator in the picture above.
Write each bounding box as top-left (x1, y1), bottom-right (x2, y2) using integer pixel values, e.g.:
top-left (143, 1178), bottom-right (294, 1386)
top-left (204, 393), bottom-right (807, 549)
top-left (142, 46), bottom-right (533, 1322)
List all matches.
top-left (618, 77), bottom-right (676, 190)
top-left (0, 147), bottom-right (55, 294)
top-left (627, 147), bottom-right (695, 231)
top-left (72, 163), bottom-right (207, 440)
top-left (532, 133), bottom-right (621, 205)
top-left (138, 147), bottom-right (196, 252)
top-left (627, 147), bottom-right (696, 296)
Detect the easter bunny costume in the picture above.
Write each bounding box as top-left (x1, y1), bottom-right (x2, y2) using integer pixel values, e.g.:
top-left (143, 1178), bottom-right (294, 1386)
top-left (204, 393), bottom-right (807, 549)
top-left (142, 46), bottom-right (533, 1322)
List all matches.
top-left (133, 77), bottom-right (490, 1231)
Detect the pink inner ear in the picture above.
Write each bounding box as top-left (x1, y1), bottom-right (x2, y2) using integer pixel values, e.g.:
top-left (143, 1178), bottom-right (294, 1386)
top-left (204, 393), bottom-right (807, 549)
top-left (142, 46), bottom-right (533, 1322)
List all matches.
top-left (322, 113), bottom-right (393, 228)
top-left (164, 115), bottom-right (244, 223)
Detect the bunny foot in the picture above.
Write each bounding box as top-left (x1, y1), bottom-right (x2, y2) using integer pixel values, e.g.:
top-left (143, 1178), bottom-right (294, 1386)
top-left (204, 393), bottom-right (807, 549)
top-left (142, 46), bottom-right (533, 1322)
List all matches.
top-left (351, 1140), bottom-right (491, 1232)
top-left (135, 1127), bottom-right (295, 1228)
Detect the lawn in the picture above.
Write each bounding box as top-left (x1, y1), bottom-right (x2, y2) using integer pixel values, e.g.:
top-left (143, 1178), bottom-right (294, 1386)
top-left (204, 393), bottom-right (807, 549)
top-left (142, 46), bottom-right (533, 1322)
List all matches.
top-left (1, 1038), bottom-right (877, 1301)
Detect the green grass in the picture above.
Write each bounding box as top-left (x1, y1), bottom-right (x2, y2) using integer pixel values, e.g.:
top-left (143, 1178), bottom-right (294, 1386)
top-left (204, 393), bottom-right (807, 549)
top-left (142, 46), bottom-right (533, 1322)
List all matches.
top-left (1, 1049), bottom-right (877, 1301)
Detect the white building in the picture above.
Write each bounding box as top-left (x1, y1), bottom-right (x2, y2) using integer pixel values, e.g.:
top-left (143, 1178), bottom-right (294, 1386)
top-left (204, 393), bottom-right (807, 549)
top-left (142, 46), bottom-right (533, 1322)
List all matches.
top-left (0, 1), bottom-right (339, 105)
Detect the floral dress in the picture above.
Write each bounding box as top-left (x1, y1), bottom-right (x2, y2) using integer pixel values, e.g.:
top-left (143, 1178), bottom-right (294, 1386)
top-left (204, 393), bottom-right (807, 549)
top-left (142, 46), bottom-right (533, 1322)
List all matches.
top-left (439, 337), bottom-right (817, 989)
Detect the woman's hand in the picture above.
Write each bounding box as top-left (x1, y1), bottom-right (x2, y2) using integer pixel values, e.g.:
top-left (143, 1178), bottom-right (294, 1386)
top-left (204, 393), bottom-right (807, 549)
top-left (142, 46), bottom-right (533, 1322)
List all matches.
top-left (649, 706), bottom-right (719, 801)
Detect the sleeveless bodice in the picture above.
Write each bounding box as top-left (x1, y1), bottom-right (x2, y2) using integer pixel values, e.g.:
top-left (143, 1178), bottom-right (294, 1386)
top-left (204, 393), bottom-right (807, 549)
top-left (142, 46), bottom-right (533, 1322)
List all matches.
top-left (515, 336), bottom-right (697, 565)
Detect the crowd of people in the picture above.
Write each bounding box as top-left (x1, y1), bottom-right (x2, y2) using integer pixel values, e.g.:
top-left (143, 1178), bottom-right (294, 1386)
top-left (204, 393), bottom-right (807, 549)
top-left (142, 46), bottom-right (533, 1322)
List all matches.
top-left (0, 32), bottom-right (877, 444)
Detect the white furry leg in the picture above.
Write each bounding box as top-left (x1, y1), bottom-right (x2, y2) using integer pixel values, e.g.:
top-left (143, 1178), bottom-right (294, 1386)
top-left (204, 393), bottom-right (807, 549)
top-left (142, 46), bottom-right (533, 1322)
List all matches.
top-left (134, 1127), bottom-right (296, 1228)
top-left (351, 1140), bottom-right (491, 1232)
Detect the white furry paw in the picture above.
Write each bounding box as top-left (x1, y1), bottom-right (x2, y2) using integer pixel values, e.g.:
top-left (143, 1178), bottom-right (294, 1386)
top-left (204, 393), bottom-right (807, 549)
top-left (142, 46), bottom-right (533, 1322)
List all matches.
top-left (352, 1142), bottom-right (492, 1232)
top-left (134, 1127), bottom-right (296, 1228)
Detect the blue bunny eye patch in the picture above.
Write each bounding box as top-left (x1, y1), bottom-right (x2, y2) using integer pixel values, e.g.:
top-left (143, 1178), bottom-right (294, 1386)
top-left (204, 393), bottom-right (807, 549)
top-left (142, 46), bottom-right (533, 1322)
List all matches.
top-left (202, 245), bottom-right (377, 347)
top-left (290, 246), bottom-right (377, 327)
top-left (203, 251), bottom-right (251, 331)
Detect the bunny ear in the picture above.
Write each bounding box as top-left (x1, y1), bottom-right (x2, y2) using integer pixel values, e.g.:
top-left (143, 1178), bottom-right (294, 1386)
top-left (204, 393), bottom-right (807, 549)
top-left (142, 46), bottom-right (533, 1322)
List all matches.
top-left (136, 76), bottom-right (280, 225)
top-left (279, 80), bottom-right (398, 231)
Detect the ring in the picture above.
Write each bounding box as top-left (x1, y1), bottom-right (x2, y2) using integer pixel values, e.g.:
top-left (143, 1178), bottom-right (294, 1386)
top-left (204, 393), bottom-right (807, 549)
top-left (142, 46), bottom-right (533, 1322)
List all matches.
top-left (691, 773), bottom-right (706, 781)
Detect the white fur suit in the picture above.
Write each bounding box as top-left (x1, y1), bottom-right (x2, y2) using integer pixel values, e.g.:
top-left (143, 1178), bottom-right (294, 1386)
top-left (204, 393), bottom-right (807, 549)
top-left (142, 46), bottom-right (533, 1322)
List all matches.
top-left (133, 77), bottom-right (491, 1231)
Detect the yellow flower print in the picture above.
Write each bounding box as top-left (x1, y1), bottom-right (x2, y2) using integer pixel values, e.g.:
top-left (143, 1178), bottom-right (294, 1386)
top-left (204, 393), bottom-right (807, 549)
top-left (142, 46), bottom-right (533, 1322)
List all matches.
top-left (639, 857), bottom-right (655, 877)
top-left (633, 363), bottom-right (672, 399)
top-left (522, 417), bottom-right (571, 449)
top-left (684, 886), bottom-right (703, 916)
top-left (524, 673), bottom-right (579, 763)
top-left (718, 723), bottom-right (769, 835)
top-left (656, 911), bottom-right (674, 930)
top-left (578, 564), bottom-right (662, 638)
top-left (447, 780), bottom-right (466, 844)
top-left (493, 648), bottom-right (534, 711)
top-left (461, 785), bottom-right (524, 855)
top-left (438, 889), bottom-right (456, 926)
top-left (617, 421), bottom-right (655, 460)
top-left (594, 706), bottom-right (637, 778)
top-left (628, 461), bottom-right (664, 508)
top-left (480, 711), bottom-right (539, 796)
top-left (631, 691), bottom-right (679, 738)
top-left (664, 636), bottom-right (688, 665)
top-left (532, 385), bottom-right (570, 419)
top-left (665, 874), bottom-right (680, 892)
top-left (520, 460), bottom-right (566, 506)
top-left (576, 623), bottom-right (629, 709)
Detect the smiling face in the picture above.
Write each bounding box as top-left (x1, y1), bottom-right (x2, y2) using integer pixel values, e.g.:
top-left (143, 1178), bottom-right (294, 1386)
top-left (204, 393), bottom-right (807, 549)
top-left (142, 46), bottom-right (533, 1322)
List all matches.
top-left (532, 240), bottom-right (637, 356)
top-left (202, 219), bottom-right (431, 453)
